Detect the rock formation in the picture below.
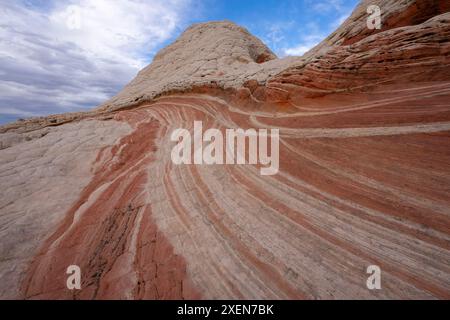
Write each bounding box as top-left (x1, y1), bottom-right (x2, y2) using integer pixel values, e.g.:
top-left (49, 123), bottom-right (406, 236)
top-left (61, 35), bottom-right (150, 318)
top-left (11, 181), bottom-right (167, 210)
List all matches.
top-left (1, 0), bottom-right (450, 299)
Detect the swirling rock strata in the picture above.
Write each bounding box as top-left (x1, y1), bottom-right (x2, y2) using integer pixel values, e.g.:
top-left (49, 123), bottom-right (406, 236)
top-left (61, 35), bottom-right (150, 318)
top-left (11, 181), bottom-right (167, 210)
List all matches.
top-left (1, 0), bottom-right (450, 299)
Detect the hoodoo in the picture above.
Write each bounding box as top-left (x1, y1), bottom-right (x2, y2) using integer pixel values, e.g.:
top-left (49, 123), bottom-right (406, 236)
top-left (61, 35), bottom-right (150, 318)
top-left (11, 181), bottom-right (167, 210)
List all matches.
top-left (1, 0), bottom-right (450, 299)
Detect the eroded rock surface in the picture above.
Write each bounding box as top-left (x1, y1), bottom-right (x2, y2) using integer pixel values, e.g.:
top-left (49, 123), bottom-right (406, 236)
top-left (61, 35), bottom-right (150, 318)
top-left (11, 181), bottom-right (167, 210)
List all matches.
top-left (1, 0), bottom-right (450, 299)
top-left (0, 120), bottom-right (131, 299)
top-left (98, 20), bottom-right (300, 112)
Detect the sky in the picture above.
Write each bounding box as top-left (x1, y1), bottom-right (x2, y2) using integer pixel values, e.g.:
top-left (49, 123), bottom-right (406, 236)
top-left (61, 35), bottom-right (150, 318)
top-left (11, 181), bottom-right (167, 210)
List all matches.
top-left (0, 0), bottom-right (358, 124)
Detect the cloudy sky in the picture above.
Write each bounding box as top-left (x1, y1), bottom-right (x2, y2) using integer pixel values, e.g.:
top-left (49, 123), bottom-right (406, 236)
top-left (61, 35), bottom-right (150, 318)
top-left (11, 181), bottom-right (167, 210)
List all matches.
top-left (0, 0), bottom-right (358, 124)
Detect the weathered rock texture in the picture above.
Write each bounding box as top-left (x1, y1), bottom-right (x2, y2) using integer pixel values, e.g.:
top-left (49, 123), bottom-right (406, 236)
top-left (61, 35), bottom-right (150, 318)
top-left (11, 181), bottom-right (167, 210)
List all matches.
top-left (1, 0), bottom-right (450, 299)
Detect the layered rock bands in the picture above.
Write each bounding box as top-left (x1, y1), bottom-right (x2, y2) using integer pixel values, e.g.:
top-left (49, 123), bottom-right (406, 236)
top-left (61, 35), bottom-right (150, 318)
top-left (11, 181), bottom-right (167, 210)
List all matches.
top-left (1, 0), bottom-right (450, 299)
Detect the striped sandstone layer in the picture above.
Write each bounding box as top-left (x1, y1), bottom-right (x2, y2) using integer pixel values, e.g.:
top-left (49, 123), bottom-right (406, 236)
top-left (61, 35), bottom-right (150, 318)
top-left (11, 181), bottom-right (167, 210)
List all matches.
top-left (0, 0), bottom-right (449, 299)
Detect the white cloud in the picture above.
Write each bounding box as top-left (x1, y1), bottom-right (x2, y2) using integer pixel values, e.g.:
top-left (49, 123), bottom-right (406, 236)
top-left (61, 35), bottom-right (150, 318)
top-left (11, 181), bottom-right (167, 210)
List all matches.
top-left (0, 0), bottom-right (193, 122)
top-left (258, 20), bottom-right (296, 55)
top-left (282, 32), bottom-right (324, 57)
top-left (48, 0), bottom-right (190, 69)
top-left (281, 3), bottom-right (354, 57)
top-left (283, 44), bottom-right (314, 56)
top-left (309, 0), bottom-right (345, 13)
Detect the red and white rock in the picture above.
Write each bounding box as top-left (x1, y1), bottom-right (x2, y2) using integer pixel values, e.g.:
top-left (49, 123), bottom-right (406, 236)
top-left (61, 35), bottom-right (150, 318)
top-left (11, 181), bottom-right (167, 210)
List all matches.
top-left (1, 0), bottom-right (450, 299)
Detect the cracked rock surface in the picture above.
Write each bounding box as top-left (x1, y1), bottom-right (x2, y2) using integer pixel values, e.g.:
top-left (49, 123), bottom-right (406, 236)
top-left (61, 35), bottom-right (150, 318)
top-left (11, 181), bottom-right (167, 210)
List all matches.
top-left (1, 0), bottom-right (450, 299)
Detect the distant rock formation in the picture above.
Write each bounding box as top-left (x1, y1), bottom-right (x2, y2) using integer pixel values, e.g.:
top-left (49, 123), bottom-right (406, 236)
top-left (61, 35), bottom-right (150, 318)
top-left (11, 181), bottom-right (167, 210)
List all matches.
top-left (1, 0), bottom-right (450, 299)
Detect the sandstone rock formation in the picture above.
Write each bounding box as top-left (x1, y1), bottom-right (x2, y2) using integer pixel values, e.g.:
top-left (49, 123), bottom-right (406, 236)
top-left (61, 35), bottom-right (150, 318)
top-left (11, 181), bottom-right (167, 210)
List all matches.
top-left (1, 0), bottom-right (450, 299)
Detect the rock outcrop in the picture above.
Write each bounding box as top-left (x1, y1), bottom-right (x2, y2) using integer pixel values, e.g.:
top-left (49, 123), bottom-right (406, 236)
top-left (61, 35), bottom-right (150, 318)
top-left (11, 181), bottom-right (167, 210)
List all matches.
top-left (98, 20), bottom-right (298, 112)
top-left (1, 0), bottom-right (450, 299)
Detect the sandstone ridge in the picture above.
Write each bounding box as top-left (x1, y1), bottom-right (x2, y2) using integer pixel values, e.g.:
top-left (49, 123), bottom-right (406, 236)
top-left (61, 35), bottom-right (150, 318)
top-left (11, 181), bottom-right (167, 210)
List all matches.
top-left (1, 0), bottom-right (450, 300)
top-left (98, 20), bottom-right (298, 112)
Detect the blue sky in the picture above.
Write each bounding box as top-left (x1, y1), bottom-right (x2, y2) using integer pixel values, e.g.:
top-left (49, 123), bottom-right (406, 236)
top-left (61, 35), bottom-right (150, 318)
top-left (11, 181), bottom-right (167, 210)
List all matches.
top-left (0, 0), bottom-right (358, 124)
top-left (199, 0), bottom-right (358, 55)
